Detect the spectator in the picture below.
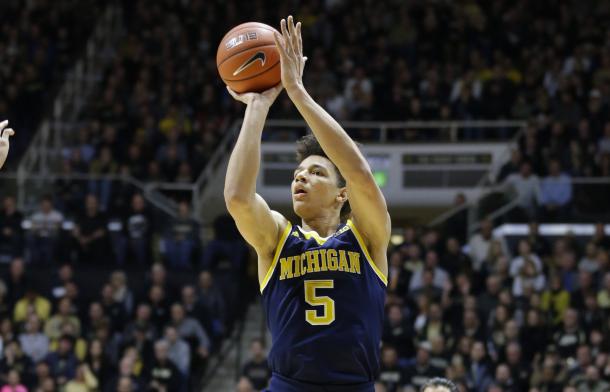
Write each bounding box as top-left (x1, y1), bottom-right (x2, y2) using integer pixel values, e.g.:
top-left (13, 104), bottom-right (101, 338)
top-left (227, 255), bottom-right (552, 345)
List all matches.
top-left (13, 286), bottom-right (51, 323)
top-left (403, 343), bottom-right (443, 390)
top-left (580, 242), bottom-right (600, 273)
top-left (597, 272), bottom-right (610, 312)
top-left (147, 340), bottom-right (183, 392)
top-left (5, 258), bottom-right (28, 307)
top-left (377, 345), bottom-right (404, 392)
top-left (441, 237), bottom-right (472, 277)
top-left (84, 339), bottom-right (111, 386)
top-left (510, 240), bottom-right (543, 278)
top-left (197, 271), bottom-right (226, 340)
top-left (444, 193), bottom-right (468, 245)
top-left (162, 201), bottom-right (200, 269)
top-left (0, 340), bottom-right (34, 387)
top-left (466, 341), bottom-right (493, 392)
top-left (45, 335), bottom-right (78, 385)
top-left (241, 338), bottom-right (271, 391)
top-left (73, 194), bottom-right (108, 264)
top-left (539, 158), bottom-right (572, 221)
top-left (28, 195), bottom-right (64, 264)
top-left (126, 194), bottom-right (153, 266)
top-left (503, 160), bottom-right (541, 221)
top-left (0, 369), bottom-right (27, 392)
top-left (497, 149), bottom-right (522, 184)
top-left (0, 196), bottom-right (24, 262)
top-left (554, 309), bottom-right (586, 358)
top-left (44, 297), bottom-right (81, 340)
top-left (169, 303), bottom-right (210, 361)
top-left (64, 364), bottom-right (98, 392)
top-left (109, 270), bottom-right (134, 316)
top-left (147, 285), bottom-right (170, 332)
top-left (541, 274), bottom-right (571, 325)
top-left (163, 325), bottom-right (190, 377)
top-left (382, 304), bottom-right (415, 360)
top-left (409, 251), bottom-right (449, 292)
top-left (19, 314), bottom-right (50, 363)
top-left (468, 219), bottom-right (507, 272)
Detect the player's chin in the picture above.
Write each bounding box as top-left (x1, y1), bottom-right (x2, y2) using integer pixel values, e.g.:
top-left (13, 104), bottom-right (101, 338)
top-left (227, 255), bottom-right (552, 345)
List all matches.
top-left (292, 201), bottom-right (309, 217)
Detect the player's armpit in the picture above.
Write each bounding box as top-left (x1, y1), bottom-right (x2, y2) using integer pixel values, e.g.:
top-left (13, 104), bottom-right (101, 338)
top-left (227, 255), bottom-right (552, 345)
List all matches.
top-left (346, 172), bottom-right (391, 266)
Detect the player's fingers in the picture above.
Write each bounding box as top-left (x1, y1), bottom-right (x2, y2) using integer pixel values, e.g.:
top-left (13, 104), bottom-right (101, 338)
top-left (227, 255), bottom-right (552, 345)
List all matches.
top-left (280, 18), bottom-right (289, 41)
top-left (290, 22), bottom-right (300, 56)
top-left (3, 129), bottom-right (14, 138)
top-left (0, 120), bottom-right (7, 131)
top-left (296, 22), bottom-right (303, 56)
top-left (287, 15), bottom-right (296, 38)
top-left (273, 32), bottom-right (288, 58)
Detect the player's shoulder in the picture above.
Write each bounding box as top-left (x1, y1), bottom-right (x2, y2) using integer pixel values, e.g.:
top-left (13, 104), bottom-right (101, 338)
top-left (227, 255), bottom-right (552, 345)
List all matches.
top-left (266, 210), bottom-right (291, 248)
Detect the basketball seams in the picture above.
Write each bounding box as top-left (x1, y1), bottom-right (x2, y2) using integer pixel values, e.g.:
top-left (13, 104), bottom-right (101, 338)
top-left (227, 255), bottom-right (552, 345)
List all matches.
top-left (217, 26), bottom-right (278, 67)
top-left (221, 59), bottom-right (280, 82)
top-left (217, 43), bottom-right (278, 68)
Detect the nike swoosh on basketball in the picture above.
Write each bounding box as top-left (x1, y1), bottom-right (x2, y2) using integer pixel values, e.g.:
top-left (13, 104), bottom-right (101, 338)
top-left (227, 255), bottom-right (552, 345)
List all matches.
top-left (232, 51), bottom-right (266, 76)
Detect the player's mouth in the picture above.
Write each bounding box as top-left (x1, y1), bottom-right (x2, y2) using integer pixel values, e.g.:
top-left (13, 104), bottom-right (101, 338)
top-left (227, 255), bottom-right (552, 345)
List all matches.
top-left (293, 188), bottom-right (307, 199)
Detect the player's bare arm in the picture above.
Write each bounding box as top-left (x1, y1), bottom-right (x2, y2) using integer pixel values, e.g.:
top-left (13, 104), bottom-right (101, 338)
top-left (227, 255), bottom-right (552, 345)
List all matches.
top-left (223, 84), bottom-right (289, 283)
top-left (274, 16), bottom-right (390, 274)
top-left (0, 120), bottom-right (15, 170)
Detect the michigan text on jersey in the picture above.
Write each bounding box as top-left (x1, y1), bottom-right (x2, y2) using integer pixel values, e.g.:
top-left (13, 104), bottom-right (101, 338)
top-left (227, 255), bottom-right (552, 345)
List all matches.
top-left (279, 249), bottom-right (361, 280)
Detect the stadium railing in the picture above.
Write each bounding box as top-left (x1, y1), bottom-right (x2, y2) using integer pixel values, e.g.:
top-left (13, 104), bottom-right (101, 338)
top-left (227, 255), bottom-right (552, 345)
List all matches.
top-left (11, 119), bottom-right (526, 224)
top-left (17, 3), bottom-right (123, 181)
top-left (429, 177), bottom-right (610, 234)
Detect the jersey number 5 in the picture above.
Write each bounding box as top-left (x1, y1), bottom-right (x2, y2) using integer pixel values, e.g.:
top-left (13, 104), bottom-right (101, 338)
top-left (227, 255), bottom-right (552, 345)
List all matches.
top-left (304, 280), bottom-right (335, 325)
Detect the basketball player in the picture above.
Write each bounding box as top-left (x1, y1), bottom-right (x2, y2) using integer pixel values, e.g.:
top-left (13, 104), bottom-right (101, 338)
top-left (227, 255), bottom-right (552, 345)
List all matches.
top-left (420, 378), bottom-right (459, 392)
top-left (224, 16), bottom-right (390, 392)
top-left (0, 120), bottom-right (15, 170)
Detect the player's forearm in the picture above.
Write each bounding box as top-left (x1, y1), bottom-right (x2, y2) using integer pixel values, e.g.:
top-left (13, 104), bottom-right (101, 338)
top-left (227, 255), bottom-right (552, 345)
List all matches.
top-left (0, 150), bottom-right (8, 170)
top-left (287, 87), bottom-right (370, 178)
top-left (224, 102), bottom-right (269, 205)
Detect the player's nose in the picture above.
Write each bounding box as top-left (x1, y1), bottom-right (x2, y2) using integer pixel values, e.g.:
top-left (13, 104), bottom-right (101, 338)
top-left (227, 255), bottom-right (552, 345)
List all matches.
top-left (294, 171), bottom-right (307, 182)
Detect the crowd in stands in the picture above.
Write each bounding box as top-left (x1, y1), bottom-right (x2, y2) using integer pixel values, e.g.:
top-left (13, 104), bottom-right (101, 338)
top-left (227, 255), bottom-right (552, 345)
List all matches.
top-left (45, 0), bottom-right (607, 206)
top-left (0, 190), bottom-right (250, 391)
top-left (0, 0), bottom-right (100, 168)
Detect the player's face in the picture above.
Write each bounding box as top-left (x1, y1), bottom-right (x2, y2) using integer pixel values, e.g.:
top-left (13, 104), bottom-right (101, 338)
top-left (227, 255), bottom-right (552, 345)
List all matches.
top-left (291, 155), bottom-right (346, 220)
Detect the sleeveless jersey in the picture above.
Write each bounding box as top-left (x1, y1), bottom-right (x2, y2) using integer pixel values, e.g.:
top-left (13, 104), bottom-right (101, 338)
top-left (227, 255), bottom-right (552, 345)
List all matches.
top-left (261, 219), bottom-right (387, 390)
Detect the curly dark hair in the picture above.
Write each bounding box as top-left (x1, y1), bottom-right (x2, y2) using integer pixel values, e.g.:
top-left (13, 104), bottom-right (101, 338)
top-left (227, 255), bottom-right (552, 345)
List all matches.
top-left (420, 378), bottom-right (458, 392)
top-left (295, 134), bottom-right (350, 222)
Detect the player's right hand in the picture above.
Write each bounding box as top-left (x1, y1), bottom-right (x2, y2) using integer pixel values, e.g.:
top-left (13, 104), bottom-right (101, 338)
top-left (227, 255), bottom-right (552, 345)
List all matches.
top-left (226, 83), bottom-right (283, 108)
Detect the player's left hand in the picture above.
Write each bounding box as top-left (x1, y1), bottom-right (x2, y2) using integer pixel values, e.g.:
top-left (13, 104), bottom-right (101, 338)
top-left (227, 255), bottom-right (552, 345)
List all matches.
top-left (0, 120), bottom-right (15, 170)
top-left (274, 16), bottom-right (307, 93)
top-left (226, 83), bottom-right (283, 108)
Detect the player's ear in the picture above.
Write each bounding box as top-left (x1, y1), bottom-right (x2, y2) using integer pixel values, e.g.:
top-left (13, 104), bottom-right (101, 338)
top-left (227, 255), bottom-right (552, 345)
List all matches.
top-left (336, 187), bottom-right (347, 204)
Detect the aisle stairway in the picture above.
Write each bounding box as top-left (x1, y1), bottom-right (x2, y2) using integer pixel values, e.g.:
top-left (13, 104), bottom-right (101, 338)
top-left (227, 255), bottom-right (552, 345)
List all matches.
top-left (204, 300), bottom-right (269, 391)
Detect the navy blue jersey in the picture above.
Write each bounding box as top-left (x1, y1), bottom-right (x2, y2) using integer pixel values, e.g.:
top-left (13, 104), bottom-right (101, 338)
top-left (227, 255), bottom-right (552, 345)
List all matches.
top-left (261, 219), bottom-right (387, 390)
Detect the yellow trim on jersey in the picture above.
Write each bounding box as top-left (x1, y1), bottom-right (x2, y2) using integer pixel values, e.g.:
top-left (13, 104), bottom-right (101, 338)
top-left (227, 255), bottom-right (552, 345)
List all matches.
top-left (346, 219), bottom-right (388, 286)
top-left (297, 226), bottom-right (330, 245)
top-left (260, 222), bottom-right (293, 293)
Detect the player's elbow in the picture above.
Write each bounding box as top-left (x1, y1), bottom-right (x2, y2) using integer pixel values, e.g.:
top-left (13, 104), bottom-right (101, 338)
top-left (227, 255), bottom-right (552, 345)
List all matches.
top-left (224, 188), bottom-right (251, 213)
top-left (345, 163), bottom-right (374, 184)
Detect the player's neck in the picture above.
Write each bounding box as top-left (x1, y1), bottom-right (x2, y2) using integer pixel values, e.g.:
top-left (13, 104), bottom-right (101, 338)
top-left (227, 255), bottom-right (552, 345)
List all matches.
top-left (301, 214), bottom-right (342, 238)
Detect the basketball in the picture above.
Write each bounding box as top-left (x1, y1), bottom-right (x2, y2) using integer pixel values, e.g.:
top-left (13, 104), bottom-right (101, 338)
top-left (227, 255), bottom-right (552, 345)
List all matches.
top-left (217, 22), bottom-right (281, 93)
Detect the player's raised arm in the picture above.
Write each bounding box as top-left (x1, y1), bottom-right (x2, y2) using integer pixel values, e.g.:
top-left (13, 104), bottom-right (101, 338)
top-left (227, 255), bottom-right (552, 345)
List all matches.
top-left (0, 120), bottom-right (15, 170)
top-left (223, 85), bottom-right (289, 266)
top-left (274, 17), bottom-right (390, 262)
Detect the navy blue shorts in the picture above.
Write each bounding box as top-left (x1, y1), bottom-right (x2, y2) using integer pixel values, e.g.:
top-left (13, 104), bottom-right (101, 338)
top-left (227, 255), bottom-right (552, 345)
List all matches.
top-left (263, 373), bottom-right (375, 392)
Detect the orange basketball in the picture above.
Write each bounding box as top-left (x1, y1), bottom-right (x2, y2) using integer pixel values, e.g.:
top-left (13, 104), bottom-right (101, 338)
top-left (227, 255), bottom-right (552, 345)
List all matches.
top-left (217, 22), bottom-right (281, 93)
